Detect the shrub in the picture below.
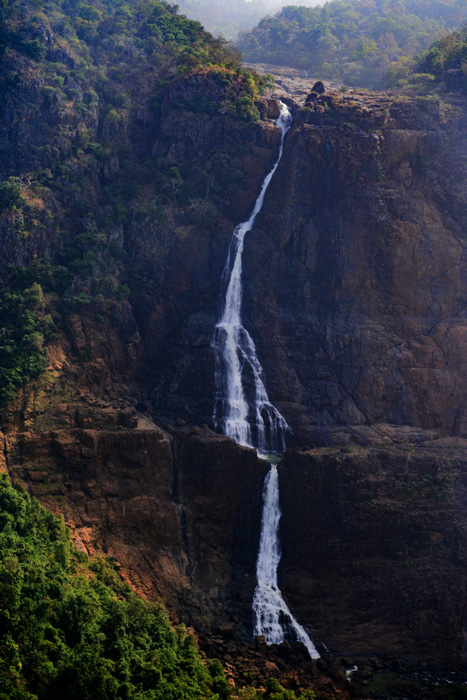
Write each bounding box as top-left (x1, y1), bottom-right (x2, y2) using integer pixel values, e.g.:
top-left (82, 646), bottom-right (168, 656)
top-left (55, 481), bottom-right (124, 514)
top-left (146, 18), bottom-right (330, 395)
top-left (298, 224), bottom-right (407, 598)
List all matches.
top-left (0, 178), bottom-right (23, 211)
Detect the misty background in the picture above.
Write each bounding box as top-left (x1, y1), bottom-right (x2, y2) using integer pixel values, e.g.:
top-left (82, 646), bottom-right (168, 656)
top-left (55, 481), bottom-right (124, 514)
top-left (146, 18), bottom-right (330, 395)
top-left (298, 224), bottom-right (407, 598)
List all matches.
top-left (176, 0), bottom-right (323, 40)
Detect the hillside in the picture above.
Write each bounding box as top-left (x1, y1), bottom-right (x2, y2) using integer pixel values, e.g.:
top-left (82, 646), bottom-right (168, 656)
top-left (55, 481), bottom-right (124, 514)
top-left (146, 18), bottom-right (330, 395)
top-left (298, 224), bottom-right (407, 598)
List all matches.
top-left (417, 26), bottom-right (467, 90)
top-left (175, 0), bottom-right (321, 42)
top-left (0, 0), bottom-right (272, 412)
top-left (0, 472), bottom-right (327, 699)
top-left (237, 0), bottom-right (467, 88)
top-left (0, 474), bottom-right (216, 700)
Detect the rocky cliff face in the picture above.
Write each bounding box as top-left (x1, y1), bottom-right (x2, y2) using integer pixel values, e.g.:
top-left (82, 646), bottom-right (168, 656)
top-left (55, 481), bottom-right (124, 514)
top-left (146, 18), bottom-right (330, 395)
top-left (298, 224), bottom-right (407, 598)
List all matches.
top-left (7, 410), bottom-right (467, 667)
top-left (125, 84), bottom-right (467, 447)
top-left (242, 89), bottom-right (467, 445)
top-left (5, 415), bottom-right (268, 638)
top-left (7, 53), bottom-right (466, 445)
top-left (130, 83), bottom-right (284, 424)
top-left (280, 439), bottom-right (467, 665)
top-left (3, 52), bottom-right (467, 672)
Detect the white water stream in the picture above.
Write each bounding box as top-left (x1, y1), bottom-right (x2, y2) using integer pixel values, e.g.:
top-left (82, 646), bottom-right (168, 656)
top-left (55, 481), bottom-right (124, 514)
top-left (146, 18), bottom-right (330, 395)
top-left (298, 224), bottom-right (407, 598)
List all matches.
top-left (253, 465), bottom-right (319, 658)
top-left (212, 102), bottom-right (291, 452)
top-left (212, 102), bottom-right (319, 658)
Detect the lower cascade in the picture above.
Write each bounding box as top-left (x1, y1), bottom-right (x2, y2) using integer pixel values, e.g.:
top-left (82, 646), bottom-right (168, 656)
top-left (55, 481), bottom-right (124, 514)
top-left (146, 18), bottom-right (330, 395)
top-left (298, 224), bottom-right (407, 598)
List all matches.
top-left (212, 101), bottom-right (319, 658)
top-left (253, 464), bottom-right (319, 659)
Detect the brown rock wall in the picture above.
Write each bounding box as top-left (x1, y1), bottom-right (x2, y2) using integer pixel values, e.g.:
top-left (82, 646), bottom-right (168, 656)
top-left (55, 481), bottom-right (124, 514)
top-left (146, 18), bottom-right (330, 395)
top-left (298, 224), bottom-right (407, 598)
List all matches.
top-left (238, 94), bottom-right (467, 443)
top-left (279, 441), bottom-right (467, 665)
top-left (8, 420), bottom-right (268, 637)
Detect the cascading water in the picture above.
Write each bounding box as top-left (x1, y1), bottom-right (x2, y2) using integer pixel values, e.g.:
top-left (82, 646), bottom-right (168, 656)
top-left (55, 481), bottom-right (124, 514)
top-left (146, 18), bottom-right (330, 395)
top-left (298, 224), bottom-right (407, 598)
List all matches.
top-left (212, 102), bottom-right (319, 658)
top-left (212, 102), bottom-right (291, 452)
top-left (253, 465), bottom-right (319, 659)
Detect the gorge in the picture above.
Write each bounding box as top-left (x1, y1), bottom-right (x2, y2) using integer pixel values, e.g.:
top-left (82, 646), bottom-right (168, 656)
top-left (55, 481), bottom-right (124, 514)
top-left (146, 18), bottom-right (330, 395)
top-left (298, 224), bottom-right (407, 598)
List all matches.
top-left (2, 0), bottom-right (467, 695)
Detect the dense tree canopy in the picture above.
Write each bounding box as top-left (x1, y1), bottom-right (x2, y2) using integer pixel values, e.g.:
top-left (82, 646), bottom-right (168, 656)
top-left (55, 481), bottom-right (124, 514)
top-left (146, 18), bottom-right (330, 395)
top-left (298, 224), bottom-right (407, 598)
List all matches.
top-left (237, 0), bottom-right (467, 88)
top-left (416, 27), bottom-right (467, 91)
top-left (0, 474), bottom-right (215, 699)
top-left (0, 474), bottom-right (318, 699)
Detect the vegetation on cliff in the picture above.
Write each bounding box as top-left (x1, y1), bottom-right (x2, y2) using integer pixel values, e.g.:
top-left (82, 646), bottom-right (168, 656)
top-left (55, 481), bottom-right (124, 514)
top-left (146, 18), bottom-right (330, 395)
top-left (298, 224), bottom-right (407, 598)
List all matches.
top-left (237, 0), bottom-right (467, 88)
top-left (0, 473), bottom-right (215, 699)
top-left (383, 20), bottom-right (467, 90)
top-left (416, 27), bottom-right (467, 91)
top-left (0, 282), bottom-right (54, 411)
top-left (0, 474), bottom-right (319, 699)
top-left (0, 0), bottom-right (273, 410)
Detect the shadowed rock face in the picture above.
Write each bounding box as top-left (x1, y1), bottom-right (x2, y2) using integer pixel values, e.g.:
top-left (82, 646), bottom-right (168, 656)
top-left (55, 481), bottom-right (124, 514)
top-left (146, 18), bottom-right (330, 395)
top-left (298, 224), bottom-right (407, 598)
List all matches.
top-left (9, 418), bottom-right (467, 667)
top-left (240, 95), bottom-right (467, 445)
top-left (3, 73), bottom-right (467, 669)
top-left (279, 440), bottom-right (467, 666)
top-left (5, 68), bottom-right (466, 442)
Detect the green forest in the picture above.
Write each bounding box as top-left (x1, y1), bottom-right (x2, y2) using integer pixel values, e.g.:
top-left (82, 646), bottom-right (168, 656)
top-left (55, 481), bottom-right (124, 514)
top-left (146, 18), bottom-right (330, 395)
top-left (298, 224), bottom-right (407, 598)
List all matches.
top-left (416, 27), bottom-right (467, 90)
top-left (0, 473), bottom-right (318, 699)
top-left (0, 475), bottom-right (214, 699)
top-left (237, 0), bottom-right (467, 88)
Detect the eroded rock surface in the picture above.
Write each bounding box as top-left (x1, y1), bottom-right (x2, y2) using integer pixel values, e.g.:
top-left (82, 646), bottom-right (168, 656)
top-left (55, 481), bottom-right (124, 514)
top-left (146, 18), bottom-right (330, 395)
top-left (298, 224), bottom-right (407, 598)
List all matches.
top-left (2, 65), bottom-right (467, 673)
top-left (7, 417), bottom-right (268, 639)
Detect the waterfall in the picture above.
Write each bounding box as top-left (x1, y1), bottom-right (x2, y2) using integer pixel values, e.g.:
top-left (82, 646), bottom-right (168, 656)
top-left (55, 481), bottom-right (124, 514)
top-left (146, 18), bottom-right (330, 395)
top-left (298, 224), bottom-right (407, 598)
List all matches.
top-left (212, 102), bottom-right (319, 658)
top-left (253, 465), bottom-right (319, 659)
top-left (212, 102), bottom-right (291, 453)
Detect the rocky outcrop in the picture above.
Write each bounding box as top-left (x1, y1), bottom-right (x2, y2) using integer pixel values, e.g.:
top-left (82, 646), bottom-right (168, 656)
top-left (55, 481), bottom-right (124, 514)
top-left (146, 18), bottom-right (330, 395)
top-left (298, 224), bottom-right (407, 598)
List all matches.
top-left (3, 53), bottom-right (467, 673)
top-left (7, 64), bottom-right (467, 446)
top-left (130, 81), bottom-right (467, 447)
top-left (8, 414), bottom-right (467, 668)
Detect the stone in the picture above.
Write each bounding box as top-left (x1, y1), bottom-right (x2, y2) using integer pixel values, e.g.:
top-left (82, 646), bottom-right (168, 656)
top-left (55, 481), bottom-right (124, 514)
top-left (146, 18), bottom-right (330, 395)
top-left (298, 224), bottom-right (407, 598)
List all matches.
top-left (311, 80), bottom-right (325, 94)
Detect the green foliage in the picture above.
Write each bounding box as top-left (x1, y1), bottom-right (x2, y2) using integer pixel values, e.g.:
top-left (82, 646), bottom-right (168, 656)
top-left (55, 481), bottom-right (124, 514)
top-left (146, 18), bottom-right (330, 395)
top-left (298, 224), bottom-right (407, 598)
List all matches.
top-left (229, 94), bottom-right (261, 122)
top-left (237, 0), bottom-right (467, 88)
top-left (0, 0), bottom-right (274, 414)
top-left (0, 474), bottom-right (213, 700)
top-left (0, 283), bottom-right (52, 407)
top-left (262, 679), bottom-right (316, 700)
top-left (0, 177), bottom-right (23, 211)
top-left (415, 27), bottom-right (467, 92)
top-left (0, 478), bottom-right (324, 700)
top-left (0, 223), bottom-right (129, 408)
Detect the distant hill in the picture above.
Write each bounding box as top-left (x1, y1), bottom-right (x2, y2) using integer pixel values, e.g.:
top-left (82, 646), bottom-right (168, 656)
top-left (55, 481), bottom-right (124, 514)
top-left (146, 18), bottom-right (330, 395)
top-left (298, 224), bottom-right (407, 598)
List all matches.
top-left (176, 0), bottom-right (322, 40)
top-left (237, 0), bottom-right (467, 88)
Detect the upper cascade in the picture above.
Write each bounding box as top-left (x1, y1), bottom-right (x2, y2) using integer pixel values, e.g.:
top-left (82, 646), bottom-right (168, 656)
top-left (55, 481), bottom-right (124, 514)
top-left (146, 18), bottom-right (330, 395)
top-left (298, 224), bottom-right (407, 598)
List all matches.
top-left (212, 102), bottom-right (292, 453)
